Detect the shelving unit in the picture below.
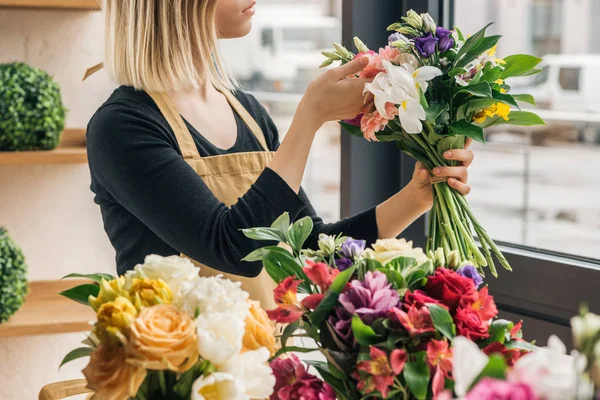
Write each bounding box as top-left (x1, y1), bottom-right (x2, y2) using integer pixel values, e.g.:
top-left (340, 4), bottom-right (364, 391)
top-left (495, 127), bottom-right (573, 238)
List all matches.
top-left (0, 0), bottom-right (99, 10)
top-left (0, 279), bottom-right (95, 338)
top-left (0, 129), bottom-right (87, 165)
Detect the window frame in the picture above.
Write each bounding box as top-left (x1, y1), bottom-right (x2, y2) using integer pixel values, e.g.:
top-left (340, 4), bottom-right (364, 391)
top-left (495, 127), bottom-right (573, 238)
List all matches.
top-left (341, 0), bottom-right (600, 347)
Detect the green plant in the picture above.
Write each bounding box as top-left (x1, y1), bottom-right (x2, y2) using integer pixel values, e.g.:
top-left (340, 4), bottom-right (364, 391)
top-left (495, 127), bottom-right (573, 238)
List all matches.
top-left (0, 227), bottom-right (28, 323)
top-left (0, 62), bottom-right (67, 151)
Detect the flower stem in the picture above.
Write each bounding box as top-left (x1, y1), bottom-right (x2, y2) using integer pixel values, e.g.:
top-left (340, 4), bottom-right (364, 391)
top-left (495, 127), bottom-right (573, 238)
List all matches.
top-left (157, 371), bottom-right (167, 396)
top-left (433, 185), bottom-right (459, 252)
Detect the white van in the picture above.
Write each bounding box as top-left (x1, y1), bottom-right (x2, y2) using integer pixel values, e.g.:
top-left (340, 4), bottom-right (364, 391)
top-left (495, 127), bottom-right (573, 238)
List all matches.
top-left (514, 54), bottom-right (600, 113)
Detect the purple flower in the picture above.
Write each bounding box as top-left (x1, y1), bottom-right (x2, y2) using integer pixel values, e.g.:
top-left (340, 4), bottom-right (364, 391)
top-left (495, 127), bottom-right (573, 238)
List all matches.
top-left (388, 32), bottom-right (403, 44)
top-left (436, 27), bottom-right (455, 53)
top-left (335, 257), bottom-right (353, 272)
top-left (343, 113), bottom-right (363, 127)
top-left (457, 264), bottom-right (483, 288)
top-left (329, 271), bottom-right (400, 343)
top-left (341, 238), bottom-right (366, 260)
top-left (415, 33), bottom-right (438, 57)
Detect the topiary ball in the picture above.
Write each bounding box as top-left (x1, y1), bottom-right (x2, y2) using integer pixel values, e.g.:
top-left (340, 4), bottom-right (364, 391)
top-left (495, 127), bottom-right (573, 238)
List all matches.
top-left (0, 62), bottom-right (67, 151)
top-left (0, 227), bottom-right (28, 323)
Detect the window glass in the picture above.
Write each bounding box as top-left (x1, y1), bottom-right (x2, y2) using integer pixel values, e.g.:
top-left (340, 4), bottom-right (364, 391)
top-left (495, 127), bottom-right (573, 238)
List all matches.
top-left (558, 67), bottom-right (581, 91)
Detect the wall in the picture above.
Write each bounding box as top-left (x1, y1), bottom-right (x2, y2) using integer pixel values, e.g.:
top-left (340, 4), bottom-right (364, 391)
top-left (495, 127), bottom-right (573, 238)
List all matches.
top-left (0, 8), bottom-right (116, 400)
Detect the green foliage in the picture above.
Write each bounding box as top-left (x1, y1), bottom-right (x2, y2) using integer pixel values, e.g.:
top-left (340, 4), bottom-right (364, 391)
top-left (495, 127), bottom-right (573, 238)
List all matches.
top-left (59, 347), bottom-right (93, 368)
top-left (403, 352), bottom-right (431, 400)
top-left (0, 227), bottom-right (29, 323)
top-left (59, 284), bottom-right (100, 306)
top-left (427, 304), bottom-right (456, 340)
top-left (0, 62), bottom-right (67, 151)
top-left (351, 315), bottom-right (382, 346)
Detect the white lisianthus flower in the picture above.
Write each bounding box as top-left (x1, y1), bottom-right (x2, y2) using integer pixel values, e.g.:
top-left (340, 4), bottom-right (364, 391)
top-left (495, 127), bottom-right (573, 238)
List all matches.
top-left (370, 238), bottom-right (429, 265)
top-left (192, 372), bottom-right (241, 400)
top-left (571, 311), bottom-right (600, 349)
top-left (125, 255), bottom-right (200, 303)
top-left (220, 348), bottom-right (275, 399)
top-left (317, 233), bottom-right (337, 256)
top-left (452, 336), bottom-right (490, 397)
top-left (196, 312), bottom-right (245, 365)
top-left (182, 275), bottom-right (249, 320)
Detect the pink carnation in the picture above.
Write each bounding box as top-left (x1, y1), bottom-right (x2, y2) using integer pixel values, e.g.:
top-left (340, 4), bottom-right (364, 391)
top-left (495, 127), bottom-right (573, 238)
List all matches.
top-left (466, 378), bottom-right (539, 400)
top-left (360, 103), bottom-right (398, 141)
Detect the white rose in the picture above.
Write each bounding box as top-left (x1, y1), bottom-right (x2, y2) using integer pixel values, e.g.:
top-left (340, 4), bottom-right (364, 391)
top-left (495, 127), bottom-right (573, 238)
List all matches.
top-left (192, 372), bottom-right (241, 400)
top-left (182, 275), bottom-right (249, 320)
top-left (220, 347), bottom-right (275, 399)
top-left (196, 312), bottom-right (245, 365)
top-left (125, 255), bottom-right (200, 303)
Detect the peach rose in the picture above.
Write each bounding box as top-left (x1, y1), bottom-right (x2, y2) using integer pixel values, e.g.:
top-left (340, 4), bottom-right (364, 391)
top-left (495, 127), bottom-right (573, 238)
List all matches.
top-left (83, 344), bottom-right (146, 400)
top-left (242, 300), bottom-right (279, 356)
top-left (127, 305), bottom-right (198, 373)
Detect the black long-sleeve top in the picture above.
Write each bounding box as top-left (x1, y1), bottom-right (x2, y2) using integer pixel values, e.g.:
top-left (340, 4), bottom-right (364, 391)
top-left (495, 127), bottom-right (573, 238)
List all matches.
top-left (86, 86), bottom-right (379, 276)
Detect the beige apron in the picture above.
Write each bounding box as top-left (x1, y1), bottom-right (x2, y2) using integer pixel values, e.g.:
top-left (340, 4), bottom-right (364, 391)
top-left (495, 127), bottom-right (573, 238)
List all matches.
top-left (146, 90), bottom-right (278, 310)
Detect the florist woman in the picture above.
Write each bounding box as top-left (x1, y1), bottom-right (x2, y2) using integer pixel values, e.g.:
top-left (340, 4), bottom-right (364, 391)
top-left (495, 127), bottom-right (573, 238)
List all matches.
top-left (86, 0), bottom-right (474, 309)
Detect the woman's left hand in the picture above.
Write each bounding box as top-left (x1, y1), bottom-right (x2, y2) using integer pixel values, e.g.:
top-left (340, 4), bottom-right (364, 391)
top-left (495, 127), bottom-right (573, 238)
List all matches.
top-left (409, 138), bottom-right (474, 208)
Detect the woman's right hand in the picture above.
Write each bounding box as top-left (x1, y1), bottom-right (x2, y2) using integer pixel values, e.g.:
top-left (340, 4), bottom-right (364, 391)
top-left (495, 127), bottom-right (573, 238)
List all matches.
top-left (299, 57), bottom-right (370, 126)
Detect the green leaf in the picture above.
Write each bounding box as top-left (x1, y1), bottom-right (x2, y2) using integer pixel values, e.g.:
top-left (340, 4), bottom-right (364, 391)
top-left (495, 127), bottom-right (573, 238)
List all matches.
top-left (376, 268), bottom-right (406, 290)
top-left (454, 24), bottom-right (492, 66)
top-left (173, 360), bottom-right (209, 398)
top-left (493, 91), bottom-right (520, 110)
top-left (62, 273), bottom-right (115, 283)
top-left (469, 355), bottom-right (508, 389)
top-left (59, 284), bottom-right (99, 306)
top-left (386, 256), bottom-right (417, 272)
top-left (241, 227), bottom-right (287, 242)
top-left (280, 322), bottom-right (301, 346)
top-left (262, 249), bottom-right (310, 292)
top-left (455, 81), bottom-right (493, 98)
top-left (403, 352), bottom-right (431, 400)
top-left (272, 345), bottom-right (319, 360)
top-left (456, 35), bottom-right (502, 69)
top-left (242, 245), bottom-right (292, 262)
top-left (351, 315), bottom-right (382, 346)
top-left (271, 212), bottom-right (290, 236)
top-left (500, 54), bottom-right (543, 79)
top-left (485, 319), bottom-right (513, 345)
top-left (505, 340), bottom-right (537, 352)
top-left (448, 120), bottom-right (485, 143)
top-left (454, 26), bottom-right (465, 41)
top-left (59, 347), bottom-right (92, 368)
top-left (477, 111), bottom-right (545, 129)
top-left (311, 265), bottom-right (357, 326)
top-left (427, 304), bottom-right (455, 340)
top-left (480, 66), bottom-right (503, 84)
top-left (448, 67), bottom-right (466, 78)
top-left (426, 103), bottom-right (450, 124)
top-left (339, 121), bottom-right (363, 138)
top-left (405, 268), bottom-right (430, 290)
top-left (517, 68), bottom-right (542, 77)
top-left (512, 94), bottom-right (536, 105)
top-left (465, 98), bottom-right (497, 116)
top-left (288, 216), bottom-right (313, 255)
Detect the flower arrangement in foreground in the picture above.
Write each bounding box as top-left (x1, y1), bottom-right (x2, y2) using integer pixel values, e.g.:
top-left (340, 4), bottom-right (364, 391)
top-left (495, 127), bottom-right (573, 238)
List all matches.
top-left (320, 11), bottom-right (546, 276)
top-left (59, 255), bottom-right (276, 400)
top-left (242, 213), bottom-right (535, 400)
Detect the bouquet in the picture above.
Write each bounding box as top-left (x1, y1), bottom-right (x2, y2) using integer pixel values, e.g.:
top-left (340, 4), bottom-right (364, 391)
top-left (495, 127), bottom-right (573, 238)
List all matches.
top-left (320, 10), bottom-right (546, 276)
top-left (59, 255), bottom-right (277, 400)
top-left (242, 213), bottom-right (535, 400)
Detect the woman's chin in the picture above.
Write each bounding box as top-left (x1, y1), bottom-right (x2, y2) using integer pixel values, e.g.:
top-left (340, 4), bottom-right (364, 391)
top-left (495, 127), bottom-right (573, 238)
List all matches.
top-left (218, 21), bottom-right (253, 39)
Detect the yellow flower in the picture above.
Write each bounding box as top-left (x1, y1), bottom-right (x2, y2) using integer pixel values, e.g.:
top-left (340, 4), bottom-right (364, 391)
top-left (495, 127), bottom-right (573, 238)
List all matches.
top-left (128, 305), bottom-right (198, 373)
top-left (83, 344), bottom-right (147, 400)
top-left (484, 104), bottom-right (497, 117)
top-left (494, 78), bottom-right (504, 85)
top-left (89, 277), bottom-right (129, 312)
top-left (500, 88), bottom-right (507, 94)
top-left (95, 296), bottom-right (138, 345)
top-left (242, 300), bottom-right (279, 356)
top-left (472, 104), bottom-right (497, 124)
top-left (495, 102), bottom-right (511, 121)
top-left (128, 278), bottom-right (172, 310)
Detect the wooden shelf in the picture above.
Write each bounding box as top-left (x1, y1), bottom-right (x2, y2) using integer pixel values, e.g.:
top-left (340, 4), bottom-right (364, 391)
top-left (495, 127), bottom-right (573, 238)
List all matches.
top-left (0, 280), bottom-right (95, 338)
top-left (0, 0), bottom-right (100, 10)
top-left (0, 129), bottom-right (87, 165)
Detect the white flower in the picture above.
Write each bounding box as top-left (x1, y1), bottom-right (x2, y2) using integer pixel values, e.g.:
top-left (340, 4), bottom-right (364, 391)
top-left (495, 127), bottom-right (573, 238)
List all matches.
top-left (510, 335), bottom-right (580, 400)
top-left (370, 238), bottom-right (429, 265)
top-left (196, 312), bottom-right (245, 365)
top-left (571, 312), bottom-right (600, 349)
top-left (182, 275), bottom-right (249, 320)
top-left (452, 336), bottom-right (490, 397)
top-left (192, 372), bottom-right (241, 400)
top-left (220, 348), bottom-right (275, 399)
top-left (421, 13), bottom-right (436, 34)
top-left (125, 255), bottom-right (200, 303)
top-left (318, 234), bottom-right (337, 256)
top-left (402, 64), bottom-right (443, 94)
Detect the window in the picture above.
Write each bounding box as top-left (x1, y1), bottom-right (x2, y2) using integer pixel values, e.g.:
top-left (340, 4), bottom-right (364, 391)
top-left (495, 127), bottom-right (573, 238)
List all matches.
top-left (559, 67), bottom-right (581, 91)
top-left (534, 66), bottom-right (549, 86)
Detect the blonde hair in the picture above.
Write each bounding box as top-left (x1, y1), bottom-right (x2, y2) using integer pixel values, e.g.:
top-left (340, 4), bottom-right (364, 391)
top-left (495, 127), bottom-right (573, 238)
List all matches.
top-left (102, 0), bottom-right (236, 92)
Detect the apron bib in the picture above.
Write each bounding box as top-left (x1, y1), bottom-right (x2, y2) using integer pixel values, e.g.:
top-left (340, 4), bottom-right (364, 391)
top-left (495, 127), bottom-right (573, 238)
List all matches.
top-left (147, 90), bottom-right (278, 310)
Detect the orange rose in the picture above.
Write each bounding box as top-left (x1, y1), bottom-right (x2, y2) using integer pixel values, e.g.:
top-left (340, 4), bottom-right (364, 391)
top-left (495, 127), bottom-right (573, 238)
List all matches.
top-left (82, 344), bottom-right (146, 400)
top-left (127, 305), bottom-right (198, 372)
top-left (242, 300), bottom-right (279, 356)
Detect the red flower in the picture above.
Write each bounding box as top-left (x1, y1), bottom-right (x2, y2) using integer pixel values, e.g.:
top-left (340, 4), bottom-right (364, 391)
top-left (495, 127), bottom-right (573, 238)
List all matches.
top-left (510, 320), bottom-right (523, 340)
top-left (301, 293), bottom-right (324, 310)
top-left (462, 287), bottom-right (498, 322)
top-left (267, 277), bottom-right (306, 323)
top-left (425, 268), bottom-right (478, 311)
top-left (389, 306), bottom-right (435, 337)
top-left (404, 290), bottom-right (446, 310)
top-left (483, 342), bottom-right (527, 367)
top-left (426, 340), bottom-right (453, 398)
top-left (303, 260), bottom-right (340, 293)
top-left (357, 346), bottom-right (407, 399)
top-left (454, 307), bottom-right (490, 341)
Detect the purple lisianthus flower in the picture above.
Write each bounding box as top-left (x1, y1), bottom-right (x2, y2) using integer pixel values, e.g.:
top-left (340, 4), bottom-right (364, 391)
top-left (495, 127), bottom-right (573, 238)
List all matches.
top-left (328, 271), bottom-right (400, 343)
top-left (342, 113), bottom-right (363, 128)
top-left (457, 264), bottom-right (483, 288)
top-left (415, 33), bottom-right (438, 57)
top-left (436, 27), bottom-right (455, 53)
top-left (335, 257), bottom-right (353, 272)
top-left (388, 32), bottom-right (404, 44)
top-left (341, 238), bottom-right (366, 260)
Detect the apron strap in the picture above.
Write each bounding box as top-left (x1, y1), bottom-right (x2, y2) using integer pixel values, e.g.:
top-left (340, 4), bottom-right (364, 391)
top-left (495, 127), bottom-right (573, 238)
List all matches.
top-left (220, 90), bottom-right (269, 152)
